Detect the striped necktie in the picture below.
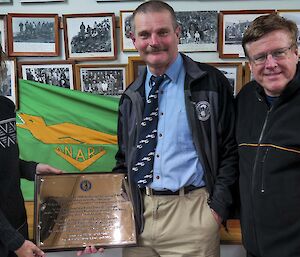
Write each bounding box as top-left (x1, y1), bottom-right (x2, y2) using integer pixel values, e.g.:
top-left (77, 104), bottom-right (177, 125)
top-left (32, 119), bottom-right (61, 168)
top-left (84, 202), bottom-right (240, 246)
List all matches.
top-left (133, 75), bottom-right (165, 187)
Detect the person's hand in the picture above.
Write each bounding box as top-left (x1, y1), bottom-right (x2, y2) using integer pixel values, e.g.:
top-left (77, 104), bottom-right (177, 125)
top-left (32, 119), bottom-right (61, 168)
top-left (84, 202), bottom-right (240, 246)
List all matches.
top-left (211, 208), bottom-right (222, 226)
top-left (36, 163), bottom-right (63, 175)
top-left (15, 240), bottom-right (45, 257)
top-left (77, 246), bottom-right (104, 256)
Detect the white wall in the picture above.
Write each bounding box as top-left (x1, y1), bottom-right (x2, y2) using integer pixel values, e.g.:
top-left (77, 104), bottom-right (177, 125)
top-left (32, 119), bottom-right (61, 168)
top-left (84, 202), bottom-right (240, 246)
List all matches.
top-left (2, 0), bottom-right (299, 256)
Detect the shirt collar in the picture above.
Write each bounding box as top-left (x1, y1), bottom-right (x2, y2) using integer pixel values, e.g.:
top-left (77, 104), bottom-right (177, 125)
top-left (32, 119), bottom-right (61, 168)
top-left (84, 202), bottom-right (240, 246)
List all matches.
top-left (146, 54), bottom-right (183, 85)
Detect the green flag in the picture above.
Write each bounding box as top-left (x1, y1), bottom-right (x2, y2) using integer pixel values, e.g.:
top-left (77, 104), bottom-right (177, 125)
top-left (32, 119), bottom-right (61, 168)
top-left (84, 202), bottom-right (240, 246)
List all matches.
top-left (17, 79), bottom-right (120, 200)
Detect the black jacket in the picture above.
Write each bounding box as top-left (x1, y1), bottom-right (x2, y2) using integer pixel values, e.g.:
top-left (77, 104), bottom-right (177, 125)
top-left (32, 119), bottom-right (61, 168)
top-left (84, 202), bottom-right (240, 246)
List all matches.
top-left (113, 53), bottom-right (238, 233)
top-left (0, 96), bottom-right (37, 256)
top-left (236, 64), bottom-right (300, 257)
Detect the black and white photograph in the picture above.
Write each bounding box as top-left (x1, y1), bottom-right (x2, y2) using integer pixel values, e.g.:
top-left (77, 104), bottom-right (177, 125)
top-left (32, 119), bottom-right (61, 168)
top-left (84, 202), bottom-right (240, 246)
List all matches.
top-left (18, 61), bottom-right (75, 89)
top-left (120, 10), bottom-right (136, 52)
top-left (75, 64), bottom-right (127, 96)
top-left (0, 15), bottom-right (7, 52)
top-left (63, 13), bottom-right (116, 60)
top-left (219, 10), bottom-right (274, 58)
top-left (209, 62), bottom-right (243, 96)
top-left (278, 10), bottom-right (300, 47)
top-left (176, 11), bottom-right (218, 52)
top-left (7, 13), bottom-right (59, 56)
top-left (0, 58), bottom-right (17, 106)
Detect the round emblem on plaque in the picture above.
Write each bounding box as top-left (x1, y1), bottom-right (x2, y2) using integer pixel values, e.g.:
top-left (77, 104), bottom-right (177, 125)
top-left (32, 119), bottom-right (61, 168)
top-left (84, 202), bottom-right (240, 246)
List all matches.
top-left (195, 101), bottom-right (211, 121)
top-left (80, 180), bottom-right (92, 191)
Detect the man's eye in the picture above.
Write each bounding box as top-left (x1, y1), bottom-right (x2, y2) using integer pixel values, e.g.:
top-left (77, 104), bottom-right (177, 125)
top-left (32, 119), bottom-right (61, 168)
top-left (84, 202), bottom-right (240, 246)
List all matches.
top-left (139, 33), bottom-right (149, 39)
top-left (158, 31), bottom-right (168, 36)
top-left (273, 50), bottom-right (285, 57)
top-left (254, 55), bottom-right (266, 62)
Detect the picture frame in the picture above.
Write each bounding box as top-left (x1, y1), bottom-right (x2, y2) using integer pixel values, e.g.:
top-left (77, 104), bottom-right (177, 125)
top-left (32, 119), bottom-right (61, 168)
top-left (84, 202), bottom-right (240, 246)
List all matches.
top-left (120, 10), bottom-right (136, 52)
top-left (277, 10), bottom-right (300, 47)
top-left (18, 61), bottom-right (76, 90)
top-left (128, 56), bottom-right (145, 84)
top-left (75, 64), bottom-right (128, 96)
top-left (244, 62), bottom-right (253, 85)
top-left (176, 11), bottom-right (218, 52)
top-left (7, 13), bottom-right (59, 57)
top-left (209, 62), bottom-right (243, 96)
top-left (1, 58), bottom-right (18, 107)
top-left (219, 10), bottom-right (274, 58)
top-left (0, 15), bottom-right (7, 53)
top-left (63, 13), bottom-right (117, 61)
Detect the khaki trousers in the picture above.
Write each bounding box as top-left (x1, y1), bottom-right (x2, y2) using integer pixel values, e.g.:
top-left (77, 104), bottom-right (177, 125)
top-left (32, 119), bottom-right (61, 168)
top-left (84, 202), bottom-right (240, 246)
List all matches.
top-left (123, 187), bottom-right (220, 257)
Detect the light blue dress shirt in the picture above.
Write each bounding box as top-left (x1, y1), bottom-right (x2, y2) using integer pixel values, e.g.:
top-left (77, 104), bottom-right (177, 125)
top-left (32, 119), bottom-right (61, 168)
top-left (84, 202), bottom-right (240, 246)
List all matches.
top-left (145, 54), bottom-right (205, 191)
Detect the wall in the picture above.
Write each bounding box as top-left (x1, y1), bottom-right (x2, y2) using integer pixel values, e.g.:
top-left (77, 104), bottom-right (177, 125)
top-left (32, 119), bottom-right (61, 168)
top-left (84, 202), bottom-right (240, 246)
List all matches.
top-left (1, 0), bottom-right (300, 256)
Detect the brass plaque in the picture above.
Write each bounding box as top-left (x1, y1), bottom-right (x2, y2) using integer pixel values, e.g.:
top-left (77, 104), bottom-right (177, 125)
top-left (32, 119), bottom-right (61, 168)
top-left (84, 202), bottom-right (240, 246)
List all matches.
top-left (34, 173), bottom-right (136, 251)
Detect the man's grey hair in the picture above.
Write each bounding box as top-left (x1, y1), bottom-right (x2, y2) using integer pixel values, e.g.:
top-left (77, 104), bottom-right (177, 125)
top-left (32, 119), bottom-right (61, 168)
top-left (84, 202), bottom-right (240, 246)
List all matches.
top-left (130, 0), bottom-right (178, 34)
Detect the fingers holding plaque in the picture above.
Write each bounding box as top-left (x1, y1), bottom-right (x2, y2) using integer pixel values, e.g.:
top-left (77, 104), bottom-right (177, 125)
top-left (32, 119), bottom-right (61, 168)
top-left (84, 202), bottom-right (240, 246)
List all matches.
top-left (34, 173), bottom-right (136, 251)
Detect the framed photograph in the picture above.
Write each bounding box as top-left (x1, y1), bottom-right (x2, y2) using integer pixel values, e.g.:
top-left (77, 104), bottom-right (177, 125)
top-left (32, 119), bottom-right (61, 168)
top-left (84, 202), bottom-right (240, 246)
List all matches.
top-left (219, 10), bottom-right (274, 58)
top-left (209, 62), bottom-right (243, 96)
top-left (1, 58), bottom-right (17, 107)
top-left (277, 10), bottom-right (300, 47)
top-left (120, 10), bottom-right (136, 52)
top-left (0, 15), bottom-right (7, 52)
top-left (75, 64), bottom-right (127, 95)
top-left (18, 61), bottom-right (76, 89)
top-left (63, 13), bottom-right (117, 61)
top-left (128, 56), bottom-right (146, 84)
top-left (7, 13), bottom-right (59, 57)
top-left (176, 11), bottom-right (218, 52)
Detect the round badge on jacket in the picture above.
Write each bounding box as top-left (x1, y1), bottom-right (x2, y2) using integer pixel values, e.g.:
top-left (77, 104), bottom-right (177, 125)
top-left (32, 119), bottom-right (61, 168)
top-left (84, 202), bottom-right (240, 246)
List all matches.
top-left (195, 101), bottom-right (211, 121)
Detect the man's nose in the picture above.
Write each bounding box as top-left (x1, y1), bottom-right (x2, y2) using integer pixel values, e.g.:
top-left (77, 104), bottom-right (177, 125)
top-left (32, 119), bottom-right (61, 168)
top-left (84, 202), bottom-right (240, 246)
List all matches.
top-left (149, 34), bottom-right (159, 46)
top-left (264, 53), bottom-right (278, 68)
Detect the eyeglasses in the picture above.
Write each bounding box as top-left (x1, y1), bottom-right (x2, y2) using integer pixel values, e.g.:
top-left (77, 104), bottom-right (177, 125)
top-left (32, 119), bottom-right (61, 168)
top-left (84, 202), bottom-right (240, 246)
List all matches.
top-left (248, 44), bottom-right (294, 65)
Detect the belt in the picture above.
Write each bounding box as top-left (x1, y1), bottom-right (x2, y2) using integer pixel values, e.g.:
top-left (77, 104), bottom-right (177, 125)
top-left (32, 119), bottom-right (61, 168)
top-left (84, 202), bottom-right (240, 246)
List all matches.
top-left (145, 185), bottom-right (202, 196)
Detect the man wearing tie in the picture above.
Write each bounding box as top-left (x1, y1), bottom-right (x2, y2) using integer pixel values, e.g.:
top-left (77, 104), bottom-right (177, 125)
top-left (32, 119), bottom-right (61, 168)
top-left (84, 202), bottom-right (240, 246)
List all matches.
top-left (113, 1), bottom-right (238, 257)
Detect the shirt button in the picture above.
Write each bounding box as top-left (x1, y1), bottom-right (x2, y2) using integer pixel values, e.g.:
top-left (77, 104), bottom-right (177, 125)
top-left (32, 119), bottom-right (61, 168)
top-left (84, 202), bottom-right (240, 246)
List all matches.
top-left (156, 175), bottom-right (160, 180)
top-left (159, 133), bottom-right (162, 137)
top-left (156, 154), bottom-right (160, 158)
top-left (160, 112), bottom-right (164, 116)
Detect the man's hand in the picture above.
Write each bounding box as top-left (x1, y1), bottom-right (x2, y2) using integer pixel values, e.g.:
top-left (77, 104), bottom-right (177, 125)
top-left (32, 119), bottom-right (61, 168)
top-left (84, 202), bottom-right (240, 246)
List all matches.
top-left (15, 240), bottom-right (45, 257)
top-left (77, 246), bottom-right (104, 256)
top-left (36, 163), bottom-right (63, 175)
top-left (211, 209), bottom-right (223, 226)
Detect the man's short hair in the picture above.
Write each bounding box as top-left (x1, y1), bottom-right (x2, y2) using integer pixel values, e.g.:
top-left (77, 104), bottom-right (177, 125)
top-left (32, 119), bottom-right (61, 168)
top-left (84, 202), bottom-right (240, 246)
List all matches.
top-left (242, 13), bottom-right (298, 57)
top-left (131, 0), bottom-right (178, 33)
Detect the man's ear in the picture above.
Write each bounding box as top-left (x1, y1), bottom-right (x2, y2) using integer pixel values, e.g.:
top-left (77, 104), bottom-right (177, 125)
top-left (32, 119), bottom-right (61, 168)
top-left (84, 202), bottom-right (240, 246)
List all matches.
top-left (129, 31), bottom-right (136, 45)
top-left (175, 26), bottom-right (181, 39)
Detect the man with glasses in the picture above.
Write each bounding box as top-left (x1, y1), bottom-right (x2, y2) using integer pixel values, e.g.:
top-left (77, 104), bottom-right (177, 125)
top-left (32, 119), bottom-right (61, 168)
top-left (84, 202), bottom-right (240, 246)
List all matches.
top-left (236, 13), bottom-right (300, 257)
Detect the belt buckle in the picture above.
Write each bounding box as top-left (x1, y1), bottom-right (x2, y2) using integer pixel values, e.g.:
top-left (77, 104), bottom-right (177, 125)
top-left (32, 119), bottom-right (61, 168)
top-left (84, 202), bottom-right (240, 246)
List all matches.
top-left (145, 187), bottom-right (152, 196)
